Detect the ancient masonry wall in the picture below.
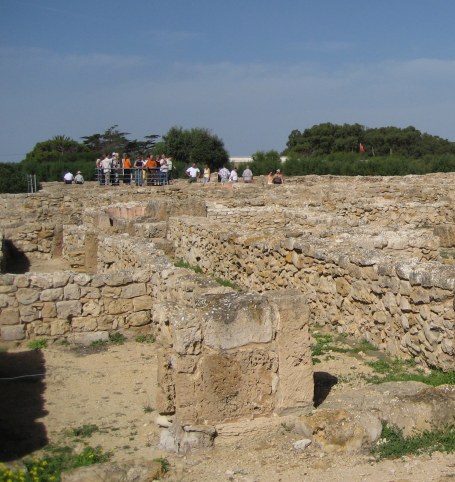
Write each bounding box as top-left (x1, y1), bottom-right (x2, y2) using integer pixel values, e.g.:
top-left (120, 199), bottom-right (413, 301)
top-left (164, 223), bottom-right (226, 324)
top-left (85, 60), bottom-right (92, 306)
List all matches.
top-left (167, 216), bottom-right (455, 371)
top-left (0, 233), bottom-right (314, 424)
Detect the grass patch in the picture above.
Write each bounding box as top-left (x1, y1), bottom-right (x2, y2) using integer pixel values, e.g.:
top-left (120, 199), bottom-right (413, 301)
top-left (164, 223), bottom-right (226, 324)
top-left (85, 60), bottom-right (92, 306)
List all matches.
top-left (153, 457), bottom-right (170, 474)
top-left (440, 249), bottom-right (455, 259)
top-left (109, 332), bottom-right (126, 345)
top-left (372, 423), bottom-right (455, 459)
top-left (174, 258), bottom-right (202, 273)
top-left (0, 445), bottom-right (111, 481)
top-left (143, 404), bottom-right (154, 413)
top-left (27, 338), bottom-right (48, 351)
top-left (135, 334), bottom-right (155, 344)
top-left (214, 277), bottom-right (240, 290)
top-left (367, 359), bottom-right (455, 386)
top-left (71, 424), bottom-right (99, 438)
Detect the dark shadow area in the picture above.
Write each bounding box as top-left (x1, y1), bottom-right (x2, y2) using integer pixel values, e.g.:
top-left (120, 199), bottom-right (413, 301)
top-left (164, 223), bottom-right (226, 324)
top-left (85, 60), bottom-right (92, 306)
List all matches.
top-left (313, 371), bottom-right (338, 407)
top-left (2, 239), bottom-right (31, 274)
top-left (0, 350), bottom-right (48, 461)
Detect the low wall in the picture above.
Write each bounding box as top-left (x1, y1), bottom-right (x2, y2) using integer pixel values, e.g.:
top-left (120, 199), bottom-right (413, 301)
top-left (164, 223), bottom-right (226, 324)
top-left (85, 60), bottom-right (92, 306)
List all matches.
top-left (167, 216), bottom-right (455, 371)
top-left (0, 232), bottom-right (314, 428)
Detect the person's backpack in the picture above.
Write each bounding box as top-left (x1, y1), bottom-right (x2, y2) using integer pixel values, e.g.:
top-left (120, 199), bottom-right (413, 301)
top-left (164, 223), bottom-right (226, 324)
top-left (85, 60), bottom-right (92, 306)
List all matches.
top-left (273, 175), bottom-right (282, 184)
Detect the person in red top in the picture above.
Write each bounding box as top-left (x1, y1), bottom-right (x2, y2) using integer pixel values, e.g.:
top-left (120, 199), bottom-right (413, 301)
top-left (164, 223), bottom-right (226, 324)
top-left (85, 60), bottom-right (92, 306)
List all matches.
top-left (122, 153), bottom-right (131, 184)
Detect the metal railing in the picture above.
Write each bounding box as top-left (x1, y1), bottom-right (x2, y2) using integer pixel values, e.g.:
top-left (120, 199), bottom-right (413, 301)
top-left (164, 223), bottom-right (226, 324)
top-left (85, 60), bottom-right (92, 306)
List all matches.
top-left (95, 168), bottom-right (171, 186)
top-left (27, 174), bottom-right (37, 193)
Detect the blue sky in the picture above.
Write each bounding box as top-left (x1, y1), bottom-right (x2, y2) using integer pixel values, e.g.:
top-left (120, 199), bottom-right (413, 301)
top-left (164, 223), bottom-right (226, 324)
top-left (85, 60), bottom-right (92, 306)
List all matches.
top-left (1, 0), bottom-right (455, 161)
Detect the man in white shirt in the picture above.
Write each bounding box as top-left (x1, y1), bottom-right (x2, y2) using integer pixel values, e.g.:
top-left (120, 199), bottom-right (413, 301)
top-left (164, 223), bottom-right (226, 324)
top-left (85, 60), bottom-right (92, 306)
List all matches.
top-left (100, 154), bottom-right (112, 185)
top-left (218, 166), bottom-right (230, 183)
top-left (186, 163), bottom-right (200, 183)
top-left (242, 166), bottom-right (253, 183)
top-left (63, 171), bottom-right (74, 184)
top-left (229, 168), bottom-right (238, 182)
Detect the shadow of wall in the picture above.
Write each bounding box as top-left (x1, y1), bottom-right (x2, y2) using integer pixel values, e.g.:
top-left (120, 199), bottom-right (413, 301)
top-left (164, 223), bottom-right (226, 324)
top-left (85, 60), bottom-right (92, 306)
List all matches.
top-left (0, 350), bottom-right (48, 461)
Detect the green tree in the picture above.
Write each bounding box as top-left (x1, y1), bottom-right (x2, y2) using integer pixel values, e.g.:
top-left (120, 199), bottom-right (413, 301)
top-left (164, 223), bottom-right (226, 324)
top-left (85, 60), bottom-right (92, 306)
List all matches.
top-left (161, 127), bottom-right (229, 174)
top-left (250, 150), bottom-right (282, 175)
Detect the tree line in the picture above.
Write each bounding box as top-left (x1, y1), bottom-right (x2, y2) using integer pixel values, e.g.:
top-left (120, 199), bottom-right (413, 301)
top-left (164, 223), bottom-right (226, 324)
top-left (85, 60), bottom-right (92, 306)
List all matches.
top-left (1, 123), bottom-right (455, 193)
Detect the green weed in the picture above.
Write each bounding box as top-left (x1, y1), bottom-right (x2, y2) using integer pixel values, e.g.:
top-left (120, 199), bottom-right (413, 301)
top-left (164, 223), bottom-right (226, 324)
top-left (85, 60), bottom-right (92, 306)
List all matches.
top-left (71, 424), bottom-right (99, 438)
top-left (0, 445), bottom-right (111, 481)
top-left (214, 277), bottom-right (240, 290)
top-left (367, 359), bottom-right (455, 386)
top-left (174, 259), bottom-right (202, 273)
top-left (135, 334), bottom-right (155, 344)
top-left (27, 338), bottom-right (48, 351)
top-left (372, 423), bottom-right (455, 459)
top-left (109, 332), bottom-right (126, 345)
top-left (153, 457), bottom-right (170, 473)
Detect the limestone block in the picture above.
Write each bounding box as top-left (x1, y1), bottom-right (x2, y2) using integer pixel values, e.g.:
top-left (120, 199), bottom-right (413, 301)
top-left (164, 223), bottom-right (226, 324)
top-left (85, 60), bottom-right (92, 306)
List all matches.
top-left (71, 316), bottom-right (97, 332)
top-left (176, 350), bottom-right (277, 425)
top-left (16, 288), bottom-right (40, 305)
top-left (0, 294), bottom-right (12, 308)
top-left (199, 292), bottom-right (276, 350)
top-left (106, 298), bottom-right (134, 315)
top-left (56, 300), bottom-right (82, 319)
top-left (19, 305), bottom-right (40, 323)
top-left (29, 274), bottom-right (53, 289)
top-left (132, 295), bottom-right (153, 311)
top-left (126, 310), bottom-right (150, 327)
top-left (96, 315), bottom-right (115, 331)
top-left (13, 275), bottom-right (29, 288)
top-left (0, 285), bottom-right (18, 294)
top-left (72, 273), bottom-right (91, 286)
top-left (1, 324), bottom-right (25, 341)
top-left (33, 322), bottom-right (51, 336)
top-left (295, 409), bottom-right (382, 453)
top-left (121, 283), bottom-right (146, 299)
top-left (39, 302), bottom-right (55, 319)
top-left (103, 272), bottom-right (133, 287)
top-left (68, 331), bottom-right (109, 345)
top-left (51, 319), bottom-right (71, 336)
top-left (0, 308), bottom-right (20, 325)
top-left (265, 290), bottom-right (313, 413)
top-left (0, 274), bottom-right (15, 286)
top-left (64, 284), bottom-right (81, 300)
top-left (40, 288), bottom-right (64, 302)
top-left (351, 281), bottom-right (373, 304)
top-left (82, 299), bottom-right (101, 316)
top-left (335, 277), bottom-right (350, 297)
top-left (51, 272), bottom-right (71, 288)
top-left (80, 286), bottom-right (101, 299)
top-left (101, 286), bottom-right (122, 298)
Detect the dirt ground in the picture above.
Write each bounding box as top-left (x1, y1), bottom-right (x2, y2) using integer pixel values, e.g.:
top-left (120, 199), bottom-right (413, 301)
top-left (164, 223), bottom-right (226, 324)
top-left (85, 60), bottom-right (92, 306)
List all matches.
top-left (1, 340), bottom-right (454, 482)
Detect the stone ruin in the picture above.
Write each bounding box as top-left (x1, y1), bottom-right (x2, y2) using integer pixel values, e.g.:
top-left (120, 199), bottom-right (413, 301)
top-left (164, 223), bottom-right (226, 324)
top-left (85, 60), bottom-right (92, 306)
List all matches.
top-left (0, 174), bottom-right (453, 452)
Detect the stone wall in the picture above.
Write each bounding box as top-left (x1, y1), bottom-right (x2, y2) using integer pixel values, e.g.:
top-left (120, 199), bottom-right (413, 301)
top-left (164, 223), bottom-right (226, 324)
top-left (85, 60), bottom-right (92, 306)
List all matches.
top-left (167, 216), bottom-right (454, 371)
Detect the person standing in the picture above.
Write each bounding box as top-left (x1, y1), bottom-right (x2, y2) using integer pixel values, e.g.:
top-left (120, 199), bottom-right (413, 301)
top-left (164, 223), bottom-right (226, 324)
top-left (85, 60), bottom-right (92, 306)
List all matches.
top-left (186, 163), bottom-right (200, 183)
top-left (159, 154), bottom-right (168, 185)
top-left (100, 154), bottom-right (112, 186)
top-left (218, 165), bottom-right (230, 183)
top-left (166, 156), bottom-right (174, 184)
top-left (134, 157), bottom-right (143, 186)
top-left (122, 153), bottom-right (131, 184)
top-left (203, 165), bottom-right (211, 184)
top-left (242, 166), bottom-right (253, 183)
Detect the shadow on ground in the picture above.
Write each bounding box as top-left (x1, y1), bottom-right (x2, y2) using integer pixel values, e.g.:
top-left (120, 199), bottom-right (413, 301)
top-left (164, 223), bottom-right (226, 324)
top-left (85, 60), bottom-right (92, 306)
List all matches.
top-left (0, 350), bottom-right (48, 461)
top-left (313, 371), bottom-right (338, 407)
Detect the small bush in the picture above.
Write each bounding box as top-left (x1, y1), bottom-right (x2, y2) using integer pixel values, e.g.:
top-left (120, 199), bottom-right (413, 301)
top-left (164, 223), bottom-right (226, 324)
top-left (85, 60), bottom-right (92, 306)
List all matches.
top-left (71, 424), bottom-right (99, 438)
top-left (28, 339), bottom-right (48, 351)
top-left (109, 332), bottom-right (126, 345)
top-left (135, 334), bottom-right (155, 344)
top-left (153, 457), bottom-right (170, 473)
